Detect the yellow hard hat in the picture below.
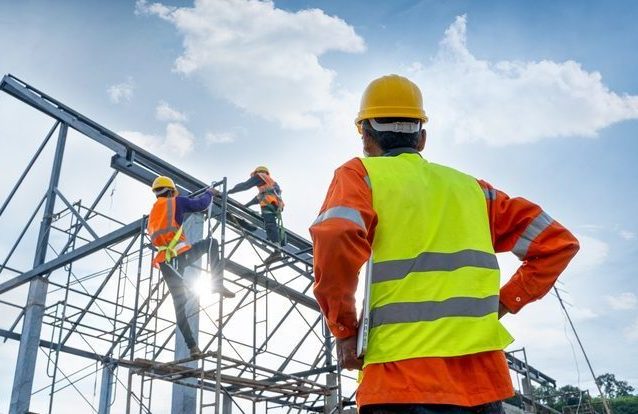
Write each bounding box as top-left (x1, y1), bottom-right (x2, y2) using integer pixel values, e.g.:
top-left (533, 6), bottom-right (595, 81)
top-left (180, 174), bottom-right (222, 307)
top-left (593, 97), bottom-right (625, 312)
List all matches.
top-left (355, 74), bottom-right (428, 133)
top-left (151, 176), bottom-right (176, 192)
top-left (253, 166), bottom-right (269, 175)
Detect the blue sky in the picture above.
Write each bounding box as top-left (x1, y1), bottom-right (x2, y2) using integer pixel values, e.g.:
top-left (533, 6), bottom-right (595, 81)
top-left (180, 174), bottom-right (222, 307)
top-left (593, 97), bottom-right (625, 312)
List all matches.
top-left (1, 0), bottom-right (637, 411)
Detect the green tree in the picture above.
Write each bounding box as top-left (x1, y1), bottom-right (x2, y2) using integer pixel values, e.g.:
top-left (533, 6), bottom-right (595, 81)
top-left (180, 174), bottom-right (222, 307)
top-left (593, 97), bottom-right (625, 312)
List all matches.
top-left (596, 373), bottom-right (636, 399)
top-left (531, 384), bottom-right (587, 411)
top-left (593, 395), bottom-right (638, 414)
top-left (557, 384), bottom-right (587, 410)
top-left (534, 384), bottom-right (559, 408)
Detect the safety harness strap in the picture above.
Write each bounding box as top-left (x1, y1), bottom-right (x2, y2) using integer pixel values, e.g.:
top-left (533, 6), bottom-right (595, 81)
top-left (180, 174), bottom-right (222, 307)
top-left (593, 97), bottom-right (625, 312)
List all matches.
top-left (156, 225), bottom-right (184, 262)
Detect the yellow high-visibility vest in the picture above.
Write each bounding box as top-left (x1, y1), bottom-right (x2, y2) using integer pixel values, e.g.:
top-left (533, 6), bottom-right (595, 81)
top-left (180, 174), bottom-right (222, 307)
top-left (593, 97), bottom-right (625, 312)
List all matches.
top-left (360, 153), bottom-right (513, 366)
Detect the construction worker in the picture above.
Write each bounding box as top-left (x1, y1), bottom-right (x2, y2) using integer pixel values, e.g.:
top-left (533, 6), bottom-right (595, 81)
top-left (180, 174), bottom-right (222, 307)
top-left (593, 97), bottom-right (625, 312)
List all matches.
top-left (147, 176), bottom-right (234, 357)
top-left (227, 166), bottom-right (285, 263)
top-left (310, 74), bottom-right (580, 413)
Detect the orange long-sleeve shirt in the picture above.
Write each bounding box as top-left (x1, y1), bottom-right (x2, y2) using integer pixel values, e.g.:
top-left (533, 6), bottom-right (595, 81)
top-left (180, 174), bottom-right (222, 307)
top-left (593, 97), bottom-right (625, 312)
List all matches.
top-left (310, 156), bottom-right (579, 407)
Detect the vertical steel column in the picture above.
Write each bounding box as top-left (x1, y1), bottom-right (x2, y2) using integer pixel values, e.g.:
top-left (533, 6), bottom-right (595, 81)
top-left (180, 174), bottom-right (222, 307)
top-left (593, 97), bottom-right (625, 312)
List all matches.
top-left (521, 347), bottom-right (535, 413)
top-left (323, 320), bottom-right (337, 414)
top-left (221, 394), bottom-right (232, 414)
top-left (171, 212), bottom-right (203, 414)
top-left (324, 373), bottom-right (338, 414)
top-left (9, 123), bottom-right (68, 414)
top-left (213, 178), bottom-right (228, 414)
top-left (252, 272), bottom-right (258, 414)
top-left (98, 362), bottom-right (115, 414)
top-left (126, 222), bottom-right (147, 414)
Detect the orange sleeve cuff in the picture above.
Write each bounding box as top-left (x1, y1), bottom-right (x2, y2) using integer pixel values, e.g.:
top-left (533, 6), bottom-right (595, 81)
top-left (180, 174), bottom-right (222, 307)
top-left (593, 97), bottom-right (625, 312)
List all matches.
top-left (500, 278), bottom-right (535, 314)
top-left (329, 322), bottom-right (358, 340)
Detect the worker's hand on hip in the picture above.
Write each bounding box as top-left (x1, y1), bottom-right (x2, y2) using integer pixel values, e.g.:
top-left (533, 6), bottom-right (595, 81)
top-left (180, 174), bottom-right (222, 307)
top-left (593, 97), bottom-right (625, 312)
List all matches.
top-left (337, 335), bottom-right (363, 371)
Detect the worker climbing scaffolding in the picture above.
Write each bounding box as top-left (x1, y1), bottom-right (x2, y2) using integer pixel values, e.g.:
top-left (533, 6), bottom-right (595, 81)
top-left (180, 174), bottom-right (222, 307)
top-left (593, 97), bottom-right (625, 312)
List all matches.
top-left (147, 175), bottom-right (235, 357)
top-left (224, 166), bottom-right (286, 264)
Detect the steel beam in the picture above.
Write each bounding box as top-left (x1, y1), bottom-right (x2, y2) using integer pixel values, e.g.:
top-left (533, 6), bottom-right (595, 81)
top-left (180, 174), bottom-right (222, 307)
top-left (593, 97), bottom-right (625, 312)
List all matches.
top-left (506, 352), bottom-right (556, 387)
top-left (0, 74), bottom-right (331, 413)
top-left (0, 328), bottom-right (108, 362)
top-left (110, 154), bottom-right (313, 267)
top-left (0, 219), bottom-right (143, 295)
top-left (0, 75), bottom-right (312, 260)
top-left (224, 261), bottom-right (318, 311)
top-left (10, 124), bottom-right (67, 414)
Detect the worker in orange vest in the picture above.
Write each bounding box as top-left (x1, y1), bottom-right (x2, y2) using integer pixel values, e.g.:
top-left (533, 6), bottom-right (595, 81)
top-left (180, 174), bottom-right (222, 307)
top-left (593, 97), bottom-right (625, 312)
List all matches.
top-left (227, 166), bottom-right (285, 264)
top-left (147, 176), bottom-right (235, 356)
top-left (310, 75), bottom-right (580, 413)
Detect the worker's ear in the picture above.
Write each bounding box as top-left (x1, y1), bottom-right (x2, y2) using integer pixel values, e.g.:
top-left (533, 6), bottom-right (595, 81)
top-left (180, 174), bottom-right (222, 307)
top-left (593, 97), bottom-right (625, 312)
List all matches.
top-left (416, 129), bottom-right (426, 152)
top-left (362, 131), bottom-right (383, 157)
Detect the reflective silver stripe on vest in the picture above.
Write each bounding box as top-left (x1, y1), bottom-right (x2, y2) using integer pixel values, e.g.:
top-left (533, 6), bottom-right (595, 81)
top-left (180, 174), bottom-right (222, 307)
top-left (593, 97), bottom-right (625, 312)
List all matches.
top-left (363, 175), bottom-right (371, 188)
top-left (372, 249), bottom-right (499, 283)
top-left (312, 206), bottom-right (366, 230)
top-left (150, 198), bottom-right (178, 242)
top-left (512, 211), bottom-right (553, 259)
top-left (150, 226), bottom-right (180, 241)
top-left (370, 295), bottom-right (499, 329)
top-left (483, 188), bottom-right (496, 200)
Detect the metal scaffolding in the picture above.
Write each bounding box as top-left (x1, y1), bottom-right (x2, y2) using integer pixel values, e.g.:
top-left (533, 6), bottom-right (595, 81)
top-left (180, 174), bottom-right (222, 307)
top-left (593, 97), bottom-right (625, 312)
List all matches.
top-left (0, 74), bottom-right (562, 414)
top-left (0, 74), bottom-right (352, 414)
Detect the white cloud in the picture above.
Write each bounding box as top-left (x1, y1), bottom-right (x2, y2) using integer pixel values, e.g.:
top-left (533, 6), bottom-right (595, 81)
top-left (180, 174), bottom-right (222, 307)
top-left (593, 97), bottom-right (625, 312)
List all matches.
top-left (579, 224), bottom-right (605, 231)
top-left (206, 131), bottom-right (235, 144)
top-left (155, 100), bottom-right (187, 122)
top-left (619, 230), bottom-right (636, 240)
top-left (136, 0), bottom-right (365, 129)
top-left (120, 122), bottom-right (194, 157)
top-left (605, 292), bottom-right (637, 310)
top-left (625, 317), bottom-right (638, 342)
top-left (567, 233), bottom-right (609, 273)
top-left (408, 15), bottom-right (638, 145)
top-left (570, 306), bottom-right (599, 321)
top-left (107, 77), bottom-right (135, 103)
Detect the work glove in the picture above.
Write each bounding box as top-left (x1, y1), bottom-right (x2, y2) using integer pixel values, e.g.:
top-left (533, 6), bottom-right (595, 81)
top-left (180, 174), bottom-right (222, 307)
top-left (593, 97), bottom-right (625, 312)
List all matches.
top-left (209, 187), bottom-right (222, 197)
top-left (336, 335), bottom-right (363, 371)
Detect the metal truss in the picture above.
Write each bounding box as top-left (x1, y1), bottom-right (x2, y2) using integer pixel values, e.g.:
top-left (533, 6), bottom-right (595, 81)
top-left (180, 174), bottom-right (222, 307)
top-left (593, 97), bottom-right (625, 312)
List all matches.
top-left (0, 74), bottom-right (352, 414)
top-left (0, 74), bottom-right (556, 414)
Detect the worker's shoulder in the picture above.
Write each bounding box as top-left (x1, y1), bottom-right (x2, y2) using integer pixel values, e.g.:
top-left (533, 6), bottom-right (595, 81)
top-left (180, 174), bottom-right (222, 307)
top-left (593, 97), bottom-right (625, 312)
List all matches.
top-left (176, 193), bottom-right (207, 204)
top-left (428, 160), bottom-right (478, 182)
top-left (173, 195), bottom-right (190, 206)
top-left (335, 157), bottom-right (366, 176)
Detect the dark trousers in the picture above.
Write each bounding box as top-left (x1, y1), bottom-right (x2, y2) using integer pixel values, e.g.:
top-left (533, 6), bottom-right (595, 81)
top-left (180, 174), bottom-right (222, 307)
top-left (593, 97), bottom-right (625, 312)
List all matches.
top-left (360, 402), bottom-right (505, 414)
top-left (262, 212), bottom-right (280, 245)
top-left (158, 238), bottom-right (220, 349)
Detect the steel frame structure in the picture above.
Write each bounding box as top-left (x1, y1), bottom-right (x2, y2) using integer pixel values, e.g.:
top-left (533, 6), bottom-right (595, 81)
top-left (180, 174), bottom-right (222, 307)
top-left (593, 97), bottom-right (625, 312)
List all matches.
top-left (0, 74), bottom-right (557, 414)
top-left (0, 74), bottom-right (352, 414)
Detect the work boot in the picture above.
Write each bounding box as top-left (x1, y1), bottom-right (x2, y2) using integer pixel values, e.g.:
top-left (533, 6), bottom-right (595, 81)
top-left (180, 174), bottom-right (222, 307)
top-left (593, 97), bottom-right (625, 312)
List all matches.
top-left (189, 345), bottom-right (202, 357)
top-left (212, 282), bottom-right (236, 298)
top-left (264, 251), bottom-right (281, 265)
